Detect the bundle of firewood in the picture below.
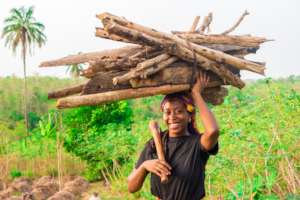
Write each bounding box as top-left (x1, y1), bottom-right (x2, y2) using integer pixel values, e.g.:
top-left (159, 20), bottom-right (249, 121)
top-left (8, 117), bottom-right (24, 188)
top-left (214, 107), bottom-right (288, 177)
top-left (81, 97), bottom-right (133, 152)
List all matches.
top-left (40, 11), bottom-right (269, 109)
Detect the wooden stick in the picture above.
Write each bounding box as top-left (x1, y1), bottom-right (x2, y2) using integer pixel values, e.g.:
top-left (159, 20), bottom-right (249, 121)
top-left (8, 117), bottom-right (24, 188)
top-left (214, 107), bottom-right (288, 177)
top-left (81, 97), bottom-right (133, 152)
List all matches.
top-left (39, 45), bottom-right (141, 67)
top-left (148, 121), bottom-right (168, 183)
top-left (174, 33), bottom-right (267, 48)
top-left (189, 16), bottom-right (200, 32)
top-left (48, 84), bottom-right (85, 99)
top-left (198, 12), bottom-right (213, 33)
top-left (56, 84), bottom-right (190, 109)
top-left (103, 18), bottom-right (265, 75)
top-left (105, 22), bottom-right (245, 88)
top-left (140, 56), bottom-right (178, 78)
top-left (95, 27), bottom-right (132, 43)
top-left (112, 53), bottom-right (171, 85)
top-left (221, 10), bottom-right (250, 35)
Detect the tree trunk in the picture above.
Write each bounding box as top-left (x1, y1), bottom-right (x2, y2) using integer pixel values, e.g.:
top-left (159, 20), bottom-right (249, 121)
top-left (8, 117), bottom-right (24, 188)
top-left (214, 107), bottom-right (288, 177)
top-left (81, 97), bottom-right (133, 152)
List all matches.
top-left (22, 32), bottom-right (29, 136)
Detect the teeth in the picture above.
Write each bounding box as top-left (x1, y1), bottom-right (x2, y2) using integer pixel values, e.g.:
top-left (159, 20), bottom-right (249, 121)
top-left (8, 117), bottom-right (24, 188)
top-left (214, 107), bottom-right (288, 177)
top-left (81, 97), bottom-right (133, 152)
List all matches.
top-left (169, 123), bottom-right (180, 129)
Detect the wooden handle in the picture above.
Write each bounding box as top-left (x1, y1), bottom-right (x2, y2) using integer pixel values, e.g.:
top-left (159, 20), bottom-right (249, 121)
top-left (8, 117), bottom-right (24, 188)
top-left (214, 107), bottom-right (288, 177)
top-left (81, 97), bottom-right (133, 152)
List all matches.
top-left (149, 121), bottom-right (168, 183)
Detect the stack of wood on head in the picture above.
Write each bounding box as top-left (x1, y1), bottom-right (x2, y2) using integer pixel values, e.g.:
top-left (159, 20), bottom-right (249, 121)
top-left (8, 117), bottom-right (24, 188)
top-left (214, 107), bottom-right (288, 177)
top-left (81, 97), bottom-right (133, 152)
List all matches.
top-left (40, 10), bottom-right (270, 109)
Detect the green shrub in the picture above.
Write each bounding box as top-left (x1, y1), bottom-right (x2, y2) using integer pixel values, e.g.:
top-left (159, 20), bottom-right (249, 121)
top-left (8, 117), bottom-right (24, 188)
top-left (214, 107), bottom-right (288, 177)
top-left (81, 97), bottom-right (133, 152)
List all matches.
top-left (10, 169), bottom-right (22, 179)
top-left (62, 101), bottom-right (137, 181)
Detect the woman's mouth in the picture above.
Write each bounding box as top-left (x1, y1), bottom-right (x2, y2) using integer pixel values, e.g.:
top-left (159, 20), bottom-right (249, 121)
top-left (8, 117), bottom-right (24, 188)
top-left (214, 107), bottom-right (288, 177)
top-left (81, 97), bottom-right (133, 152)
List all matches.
top-left (169, 123), bottom-right (181, 129)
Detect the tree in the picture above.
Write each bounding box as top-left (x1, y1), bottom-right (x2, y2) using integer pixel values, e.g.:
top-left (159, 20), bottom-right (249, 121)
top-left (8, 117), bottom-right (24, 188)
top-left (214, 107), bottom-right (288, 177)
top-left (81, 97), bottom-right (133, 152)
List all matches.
top-left (66, 63), bottom-right (83, 78)
top-left (2, 6), bottom-right (47, 134)
top-left (66, 52), bottom-right (84, 80)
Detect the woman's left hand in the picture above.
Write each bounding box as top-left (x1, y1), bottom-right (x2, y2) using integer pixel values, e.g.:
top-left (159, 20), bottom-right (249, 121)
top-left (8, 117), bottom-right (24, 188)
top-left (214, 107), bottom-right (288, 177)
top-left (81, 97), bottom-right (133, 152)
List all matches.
top-left (191, 71), bottom-right (210, 97)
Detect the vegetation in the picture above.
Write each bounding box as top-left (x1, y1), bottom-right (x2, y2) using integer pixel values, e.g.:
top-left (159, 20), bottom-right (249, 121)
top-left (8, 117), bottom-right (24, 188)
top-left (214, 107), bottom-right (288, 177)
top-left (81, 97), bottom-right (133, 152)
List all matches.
top-left (1, 6), bottom-right (46, 134)
top-left (0, 75), bottom-right (299, 200)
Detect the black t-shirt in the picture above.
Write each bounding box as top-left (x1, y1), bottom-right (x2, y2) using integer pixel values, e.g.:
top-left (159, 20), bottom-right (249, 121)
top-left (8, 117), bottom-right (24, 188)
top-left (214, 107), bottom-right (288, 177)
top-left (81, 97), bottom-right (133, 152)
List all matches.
top-left (135, 131), bottom-right (218, 200)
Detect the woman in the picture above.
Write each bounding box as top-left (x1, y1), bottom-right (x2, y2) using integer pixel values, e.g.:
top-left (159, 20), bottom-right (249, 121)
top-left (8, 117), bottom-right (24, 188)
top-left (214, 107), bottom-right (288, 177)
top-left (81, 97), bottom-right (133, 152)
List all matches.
top-left (127, 72), bottom-right (219, 200)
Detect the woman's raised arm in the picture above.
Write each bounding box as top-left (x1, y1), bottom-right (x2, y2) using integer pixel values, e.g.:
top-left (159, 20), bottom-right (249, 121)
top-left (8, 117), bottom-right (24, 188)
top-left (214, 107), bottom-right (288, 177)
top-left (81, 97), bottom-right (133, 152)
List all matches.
top-left (191, 72), bottom-right (219, 151)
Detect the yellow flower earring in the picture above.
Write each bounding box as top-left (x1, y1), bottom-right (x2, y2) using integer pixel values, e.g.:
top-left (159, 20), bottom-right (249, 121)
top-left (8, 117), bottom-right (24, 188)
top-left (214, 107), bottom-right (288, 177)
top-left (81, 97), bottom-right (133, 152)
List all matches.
top-left (186, 104), bottom-right (194, 113)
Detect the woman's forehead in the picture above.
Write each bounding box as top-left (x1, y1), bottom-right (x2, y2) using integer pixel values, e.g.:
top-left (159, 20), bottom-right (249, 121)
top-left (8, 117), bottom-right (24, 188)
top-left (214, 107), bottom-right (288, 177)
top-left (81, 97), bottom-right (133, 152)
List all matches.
top-left (163, 99), bottom-right (185, 109)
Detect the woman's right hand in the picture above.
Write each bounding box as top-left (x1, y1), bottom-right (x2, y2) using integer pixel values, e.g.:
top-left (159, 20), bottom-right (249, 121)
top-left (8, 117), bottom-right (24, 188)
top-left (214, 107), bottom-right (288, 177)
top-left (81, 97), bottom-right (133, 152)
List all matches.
top-left (142, 159), bottom-right (172, 177)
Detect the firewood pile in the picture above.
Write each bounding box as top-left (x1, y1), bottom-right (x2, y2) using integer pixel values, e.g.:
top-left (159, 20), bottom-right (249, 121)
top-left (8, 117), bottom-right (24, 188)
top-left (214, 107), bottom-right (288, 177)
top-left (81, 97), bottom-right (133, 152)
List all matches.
top-left (40, 11), bottom-right (270, 109)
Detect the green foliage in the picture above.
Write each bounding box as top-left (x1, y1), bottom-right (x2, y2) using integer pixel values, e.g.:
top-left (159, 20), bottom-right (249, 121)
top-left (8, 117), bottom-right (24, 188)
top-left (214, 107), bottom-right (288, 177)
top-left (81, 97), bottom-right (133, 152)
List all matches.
top-left (62, 102), bottom-right (137, 181)
top-left (10, 169), bottom-right (22, 179)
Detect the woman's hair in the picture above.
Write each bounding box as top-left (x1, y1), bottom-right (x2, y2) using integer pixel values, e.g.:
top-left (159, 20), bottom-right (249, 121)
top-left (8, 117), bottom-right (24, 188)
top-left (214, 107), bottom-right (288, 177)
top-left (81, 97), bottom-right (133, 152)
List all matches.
top-left (160, 92), bottom-right (199, 135)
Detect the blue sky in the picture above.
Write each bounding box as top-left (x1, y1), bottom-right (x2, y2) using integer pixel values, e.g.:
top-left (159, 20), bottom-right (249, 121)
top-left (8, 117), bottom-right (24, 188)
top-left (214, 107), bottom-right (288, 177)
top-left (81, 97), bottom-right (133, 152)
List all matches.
top-left (0, 0), bottom-right (299, 79)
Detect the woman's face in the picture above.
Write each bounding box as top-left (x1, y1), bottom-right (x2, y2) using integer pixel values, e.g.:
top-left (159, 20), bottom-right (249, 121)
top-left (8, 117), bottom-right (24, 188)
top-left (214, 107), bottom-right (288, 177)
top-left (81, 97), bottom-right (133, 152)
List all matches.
top-left (162, 99), bottom-right (190, 136)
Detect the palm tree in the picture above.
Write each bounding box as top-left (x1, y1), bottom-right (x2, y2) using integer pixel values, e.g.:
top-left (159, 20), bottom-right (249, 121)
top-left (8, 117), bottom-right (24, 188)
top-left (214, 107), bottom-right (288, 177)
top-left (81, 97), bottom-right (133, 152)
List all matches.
top-left (2, 6), bottom-right (46, 134)
top-left (66, 63), bottom-right (83, 78)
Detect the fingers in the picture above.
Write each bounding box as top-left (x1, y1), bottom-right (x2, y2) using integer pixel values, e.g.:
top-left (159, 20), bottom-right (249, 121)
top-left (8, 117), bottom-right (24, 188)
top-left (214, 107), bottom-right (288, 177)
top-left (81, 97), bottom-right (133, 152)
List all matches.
top-left (198, 71), bottom-right (210, 87)
top-left (152, 160), bottom-right (172, 177)
top-left (159, 160), bottom-right (172, 171)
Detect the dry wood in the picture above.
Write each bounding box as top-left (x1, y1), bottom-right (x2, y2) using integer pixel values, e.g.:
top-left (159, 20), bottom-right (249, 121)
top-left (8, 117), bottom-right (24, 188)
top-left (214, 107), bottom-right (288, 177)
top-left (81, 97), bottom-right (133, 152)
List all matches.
top-left (174, 33), bottom-right (267, 48)
top-left (189, 16), bottom-right (200, 32)
top-left (221, 10), bottom-right (250, 35)
top-left (202, 86), bottom-right (228, 105)
top-left (172, 44), bottom-right (245, 88)
top-left (140, 56), bottom-right (178, 78)
top-left (102, 18), bottom-right (265, 75)
top-left (48, 84), bottom-right (85, 99)
top-left (95, 27), bottom-right (132, 43)
top-left (112, 53), bottom-right (171, 85)
top-left (198, 12), bottom-right (213, 34)
top-left (57, 84), bottom-right (190, 109)
top-left (82, 71), bottom-right (130, 94)
top-left (129, 63), bottom-right (224, 88)
top-left (149, 121), bottom-right (168, 183)
top-left (39, 45), bottom-right (142, 67)
top-left (104, 22), bottom-right (245, 88)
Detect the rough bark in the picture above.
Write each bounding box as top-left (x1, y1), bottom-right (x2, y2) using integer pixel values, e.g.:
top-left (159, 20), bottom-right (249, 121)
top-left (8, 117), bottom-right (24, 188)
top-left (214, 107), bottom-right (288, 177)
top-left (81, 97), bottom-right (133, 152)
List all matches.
top-left (39, 45), bottom-right (142, 67)
top-left (175, 33), bottom-right (266, 48)
top-left (57, 84), bottom-right (191, 109)
top-left (82, 71), bottom-right (130, 94)
top-left (103, 21), bottom-right (265, 75)
top-left (48, 84), bottom-right (85, 99)
top-left (189, 16), bottom-right (200, 32)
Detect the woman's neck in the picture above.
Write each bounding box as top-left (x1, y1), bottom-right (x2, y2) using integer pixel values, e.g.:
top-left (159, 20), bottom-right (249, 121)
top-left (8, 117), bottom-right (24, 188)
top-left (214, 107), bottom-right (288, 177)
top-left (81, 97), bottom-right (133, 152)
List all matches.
top-left (169, 128), bottom-right (189, 138)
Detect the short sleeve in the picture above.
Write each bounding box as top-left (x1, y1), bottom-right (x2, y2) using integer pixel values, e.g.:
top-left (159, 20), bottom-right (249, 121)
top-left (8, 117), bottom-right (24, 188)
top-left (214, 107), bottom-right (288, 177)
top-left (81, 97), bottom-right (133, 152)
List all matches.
top-left (201, 142), bottom-right (219, 156)
top-left (135, 141), bottom-right (153, 169)
top-left (199, 134), bottom-right (219, 156)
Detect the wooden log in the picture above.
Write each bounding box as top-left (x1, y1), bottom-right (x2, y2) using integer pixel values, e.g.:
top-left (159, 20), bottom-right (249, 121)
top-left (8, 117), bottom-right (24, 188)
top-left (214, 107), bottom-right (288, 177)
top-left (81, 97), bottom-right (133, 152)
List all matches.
top-left (112, 53), bottom-right (171, 85)
top-left (105, 23), bottom-right (245, 88)
top-left (172, 44), bottom-right (245, 88)
top-left (102, 18), bottom-right (265, 75)
top-left (129, 62), bottom-right (224, 88)
top-left (82, 71), bottom-right (130, 94)
top-left (39, 45), bottom-right (142, 67)
top-left (48, 84), bottom-right (85, 99)
top-left (175, 33), bottom-right (266, 48)
top-left (189, 16), bottom-right (200, 32)
top-left (202, 86), bottom-right (228, 105)
top-left (95, 27), bottom-right (132, 43)
top-left (57, 84), bottom-right (190, 109)
top-left (140, 56), bottom-right (178, 78)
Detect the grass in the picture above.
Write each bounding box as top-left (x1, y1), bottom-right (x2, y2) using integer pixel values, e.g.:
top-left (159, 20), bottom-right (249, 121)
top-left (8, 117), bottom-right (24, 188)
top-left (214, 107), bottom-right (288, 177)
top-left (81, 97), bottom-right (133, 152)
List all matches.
top-left (0, 76), bottom-right (299, 199)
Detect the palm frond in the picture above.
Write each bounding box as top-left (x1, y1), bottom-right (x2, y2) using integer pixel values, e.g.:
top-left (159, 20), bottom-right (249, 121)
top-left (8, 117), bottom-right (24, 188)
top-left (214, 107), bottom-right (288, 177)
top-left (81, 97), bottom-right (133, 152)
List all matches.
top-left (2, 6), bottom-right (47, 56)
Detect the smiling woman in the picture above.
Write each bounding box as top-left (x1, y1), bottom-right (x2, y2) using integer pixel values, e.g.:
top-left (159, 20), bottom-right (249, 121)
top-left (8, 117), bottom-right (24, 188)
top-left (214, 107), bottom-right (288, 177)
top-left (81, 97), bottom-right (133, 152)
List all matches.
top-left (127, 72), bottom-right (220, 200)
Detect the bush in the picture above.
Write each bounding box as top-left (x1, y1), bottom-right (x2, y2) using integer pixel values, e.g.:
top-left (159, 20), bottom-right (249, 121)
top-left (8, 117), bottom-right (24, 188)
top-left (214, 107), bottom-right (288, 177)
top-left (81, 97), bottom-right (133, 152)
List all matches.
top-left (62, 101), bottom-right (137, 181)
